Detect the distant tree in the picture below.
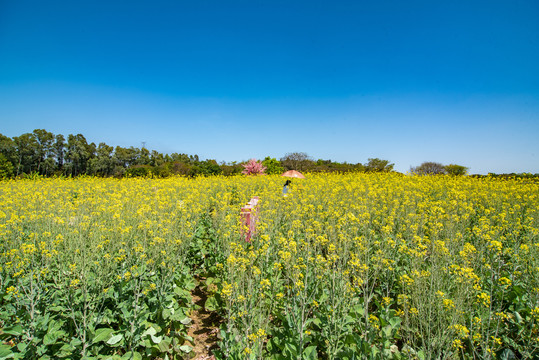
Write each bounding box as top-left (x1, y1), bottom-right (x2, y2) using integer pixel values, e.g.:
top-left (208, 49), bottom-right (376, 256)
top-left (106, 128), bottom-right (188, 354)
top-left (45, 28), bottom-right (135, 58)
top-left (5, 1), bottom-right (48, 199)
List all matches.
top-left (444, 164), bottom-right (468, 176)
top-left (242, 159), bottom-right (266, 175)
top-left (64, 134), bottom-right (95, 176)
top-left (411, 162), bottom-right (446, 175)
top-left (262, 157), bottom-right (284, 175)
top-left (150, 150), bottom-right (165, 167)
top-left (196, 159), bottom-right (222, 176)
top-left (169, 162), bottom-right (193, 176)
top-left (364, 158), bottom-right (394, 172)
top-left (13, 133), bottom-right (38, 176)
top-left (89, 142), bottom-right (115, 176)
top-left (280, 152), bottom-right (312, 171)
top-left (0, 154), bottom-right (14, 179)
top-left (113, 146), bottom-right (138, 168)
top-left (33, 129), bottom-right (55, 175)
top-left (170, 153), bottom-right (191, 163)
top-left (0, 134), bottom-right (17, 166)
top-left (316, 159), bottom-right (332, 166)
top-left (221, 162), bottom-right (243, 176)
top-left (126, 165), bottom-right (152, 177)
top-left (136, 147), bottom-right (151, 166)
top-left (54, 134), bottom-right (66, 171)
top-left (151, 164), bottom-right (171, 178)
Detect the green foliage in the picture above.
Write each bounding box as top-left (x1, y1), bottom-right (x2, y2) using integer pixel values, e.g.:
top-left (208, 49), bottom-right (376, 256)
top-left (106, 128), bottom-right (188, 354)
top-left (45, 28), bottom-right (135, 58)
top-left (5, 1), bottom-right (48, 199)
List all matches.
top-left (125, 165), bottom-right (153, 177)
top-left (0, 154), bottom-right (14, 179)
top-left (364, 158), bottom-right (394, 172)
top-left (195, 160), bottom-right (223, 176)
top-left (280, 152), bottom-right (313, 171)
top-left (445, 164), bottom-right (468, 176)
top-left (262, 157), bottom-right (285, 175)
top-left (410, 161), bottom-right (447, 175)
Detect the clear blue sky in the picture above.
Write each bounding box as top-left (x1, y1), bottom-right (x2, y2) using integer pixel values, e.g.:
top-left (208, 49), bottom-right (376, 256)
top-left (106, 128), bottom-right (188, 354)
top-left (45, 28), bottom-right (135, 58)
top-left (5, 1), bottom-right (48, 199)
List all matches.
top-left (1, 0), bottom-right (538, 174)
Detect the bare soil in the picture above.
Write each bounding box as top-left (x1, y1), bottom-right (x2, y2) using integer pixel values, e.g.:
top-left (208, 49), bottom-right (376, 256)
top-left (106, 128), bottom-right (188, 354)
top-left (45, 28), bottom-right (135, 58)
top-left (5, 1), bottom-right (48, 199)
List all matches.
top-left (186, 277), bottom-right (221, 360)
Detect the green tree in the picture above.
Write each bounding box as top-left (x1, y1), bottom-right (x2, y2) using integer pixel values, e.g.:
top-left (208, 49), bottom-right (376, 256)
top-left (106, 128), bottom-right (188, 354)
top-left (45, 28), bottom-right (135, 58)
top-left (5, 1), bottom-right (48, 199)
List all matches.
top-left (364, 158), bottom-right (394, 172)
top-left (150, 150), bottom-right (165, 167)
top-left (33, 129), bottom-right (56, 175)
top-left (262, 157), bottom-right (284, 174)
top-left (280, 152), bottom-right (313, 171)
top-left (136, 147), bottom-right (151, 166)
top-left (221, 162), bottom-right (243, 176)
top-left (13, 133), bottom-right (38, 176)
top-left (0, 133), bottom-right (17, 166)
top-left (170, 153), bottom-right (192, 163)
top-left (411, 162), bottom-right (446, 175)
top-left (89, 142), bottom-right (115, 176)
top-left (54, 134), bottom-right (66, 171)
top-left (444, 164), bottom-right (468, 176)
top-left (0, 153), bottom-right (14, 179)
top-left (113, 146), bottom-right (138, 169)
top-left (64, 134), bottom-right (95, 176)
top-left (196, 159), bottom-right (222, 176)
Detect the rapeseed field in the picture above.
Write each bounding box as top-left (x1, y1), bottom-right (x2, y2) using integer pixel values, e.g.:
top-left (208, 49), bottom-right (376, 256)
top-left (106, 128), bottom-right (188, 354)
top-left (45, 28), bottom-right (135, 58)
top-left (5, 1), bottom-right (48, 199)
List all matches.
top-left (0, 173), bottom-right (538, 359)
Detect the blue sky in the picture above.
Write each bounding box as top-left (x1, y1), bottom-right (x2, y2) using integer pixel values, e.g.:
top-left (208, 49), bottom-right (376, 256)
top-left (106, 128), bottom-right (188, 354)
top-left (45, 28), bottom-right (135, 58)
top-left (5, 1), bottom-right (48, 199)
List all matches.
top-left (1, 0), bottom-right (538, 174)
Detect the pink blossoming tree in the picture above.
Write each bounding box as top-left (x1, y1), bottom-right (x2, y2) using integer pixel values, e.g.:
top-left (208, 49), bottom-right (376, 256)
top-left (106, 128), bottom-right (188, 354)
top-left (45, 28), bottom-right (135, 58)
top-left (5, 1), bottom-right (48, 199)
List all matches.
top-left (242, 159), bottom-right (267, 175)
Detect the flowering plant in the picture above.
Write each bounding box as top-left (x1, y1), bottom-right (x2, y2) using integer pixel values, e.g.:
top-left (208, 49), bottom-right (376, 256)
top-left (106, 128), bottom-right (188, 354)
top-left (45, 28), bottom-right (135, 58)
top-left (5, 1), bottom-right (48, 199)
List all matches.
top-left (241, 159), bottom-right (266, 175)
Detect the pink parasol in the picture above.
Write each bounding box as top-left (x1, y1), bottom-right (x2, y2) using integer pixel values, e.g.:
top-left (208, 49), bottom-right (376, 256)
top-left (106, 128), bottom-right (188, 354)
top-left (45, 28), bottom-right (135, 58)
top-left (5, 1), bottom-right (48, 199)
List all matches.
top-left (281, 170), bottom-right (305, 179)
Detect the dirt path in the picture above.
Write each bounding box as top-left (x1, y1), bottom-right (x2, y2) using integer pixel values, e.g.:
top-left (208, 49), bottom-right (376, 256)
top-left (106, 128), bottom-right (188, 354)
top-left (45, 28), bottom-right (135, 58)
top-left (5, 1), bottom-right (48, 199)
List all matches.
top-left (186, 277), bottom-right (221, 360)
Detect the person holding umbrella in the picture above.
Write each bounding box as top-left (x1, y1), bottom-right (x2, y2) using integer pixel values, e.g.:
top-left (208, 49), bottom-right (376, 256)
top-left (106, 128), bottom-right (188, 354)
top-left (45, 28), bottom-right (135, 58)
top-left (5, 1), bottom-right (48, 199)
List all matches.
top-left (281, 170), bottom-right (305, 196)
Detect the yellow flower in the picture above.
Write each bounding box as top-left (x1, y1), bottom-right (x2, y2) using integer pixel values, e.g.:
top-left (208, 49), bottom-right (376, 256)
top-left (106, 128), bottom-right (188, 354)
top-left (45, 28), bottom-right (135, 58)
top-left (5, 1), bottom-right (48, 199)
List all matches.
top-left (443, 298), bottom-right (456, 310)
top-left (477, 292), bottom-right (491, 307)
top-left (221, 281), bottom-right (233, 298)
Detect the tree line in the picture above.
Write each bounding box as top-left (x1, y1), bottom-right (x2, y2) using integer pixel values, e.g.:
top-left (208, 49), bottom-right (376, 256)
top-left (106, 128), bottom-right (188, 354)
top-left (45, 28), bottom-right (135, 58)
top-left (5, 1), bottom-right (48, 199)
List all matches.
top-left (0, 129), bottom-right (500, 179)
top-left (0, 130), bottom-right (399, 179)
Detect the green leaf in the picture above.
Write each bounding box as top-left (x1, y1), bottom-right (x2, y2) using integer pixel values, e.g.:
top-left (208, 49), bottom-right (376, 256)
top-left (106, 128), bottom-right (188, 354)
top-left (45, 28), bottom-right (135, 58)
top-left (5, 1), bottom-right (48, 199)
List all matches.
top-left (183, 335), bottom-right (194, 342)
top-left (389, 317), bottom-right (401, 328)
top-left (70, 338), bottom-right (82, 348)
top-left (499, 349), bottom-right (516, 360)
top-left (285, 343), bottom-right (298, 358)
top-left (205, 296), bottom-right (219, 312)
top-left (184, 278), bottom-right (196, 291)
top-left (179, 316), bottom-right (191, 325)
top-left (173, 287), bottom-right (191, 300)
top-left (303, 345), bottom-right (317, 360)
top-left (121, 351), bottom-right (142, 360)
top-left (179, 345), bottom-right (192, 353)
top-left (0, 344), bottom-right (14, 360)
top-left (57, 343), bottom-right (75, 358)
top-left (16, 342), bottom-right (26, 353)
top-left (106, 334), bottom-right (123, 345)
top-left (1, 325), bottom-right (23, 337)
top-left (417, 350), bottom-right (425, 360)
top-left (93, 328), bottom-right (114, 344)
top-left (162, 308), bottom-right (172, 320)
top-left (382, 325), bottom-right (393, 338)
top-left (157, 337), bottom-right (171, 353)
top-left (150, 334), bottom-right (162, 344)
top-left (513, 311), bottom-right (522, 324)
top-left (43, 330), bottom-right (66, 345)
top-left (142, 327), bottom-right (157, 337)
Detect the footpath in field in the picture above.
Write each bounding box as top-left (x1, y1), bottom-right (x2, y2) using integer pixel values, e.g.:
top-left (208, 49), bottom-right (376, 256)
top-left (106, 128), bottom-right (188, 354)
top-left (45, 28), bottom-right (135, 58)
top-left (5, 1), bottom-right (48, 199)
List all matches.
top-left (184, 196), bottom-right (260, 358)
top-left (186, 277), bottom-right (221, 360)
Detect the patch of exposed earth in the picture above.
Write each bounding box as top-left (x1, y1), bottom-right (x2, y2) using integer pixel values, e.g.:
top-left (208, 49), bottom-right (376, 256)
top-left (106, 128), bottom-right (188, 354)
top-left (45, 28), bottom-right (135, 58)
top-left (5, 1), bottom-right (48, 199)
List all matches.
top-left (186, 277), bottom-right (221, 360)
